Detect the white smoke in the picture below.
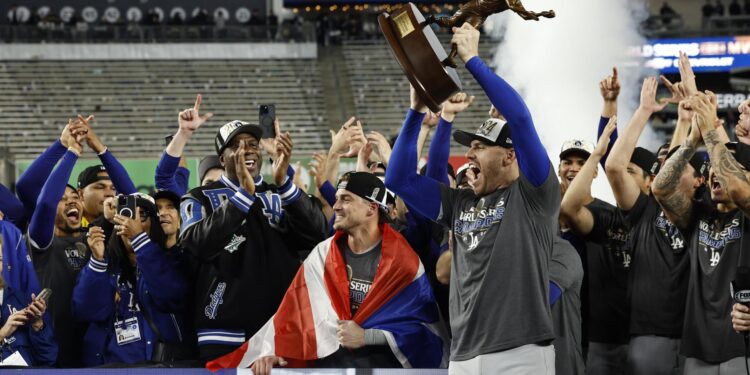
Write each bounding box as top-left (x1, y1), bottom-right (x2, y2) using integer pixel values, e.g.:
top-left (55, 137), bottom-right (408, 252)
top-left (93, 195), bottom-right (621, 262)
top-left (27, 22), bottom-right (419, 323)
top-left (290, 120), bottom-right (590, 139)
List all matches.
top-left (483, 0), bottom-right (658, 204)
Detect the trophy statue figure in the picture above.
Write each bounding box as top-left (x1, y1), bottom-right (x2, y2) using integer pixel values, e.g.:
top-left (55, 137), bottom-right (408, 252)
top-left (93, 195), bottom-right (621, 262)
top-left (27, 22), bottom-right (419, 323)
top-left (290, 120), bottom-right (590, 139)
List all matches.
top-left (379, 0), bottom-right (555, 112)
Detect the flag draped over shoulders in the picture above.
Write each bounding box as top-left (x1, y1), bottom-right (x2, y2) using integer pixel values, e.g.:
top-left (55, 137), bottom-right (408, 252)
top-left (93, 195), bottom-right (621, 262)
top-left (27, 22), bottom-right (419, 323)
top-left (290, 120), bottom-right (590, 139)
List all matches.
top-left (207, 224), bottom-right (447, 371)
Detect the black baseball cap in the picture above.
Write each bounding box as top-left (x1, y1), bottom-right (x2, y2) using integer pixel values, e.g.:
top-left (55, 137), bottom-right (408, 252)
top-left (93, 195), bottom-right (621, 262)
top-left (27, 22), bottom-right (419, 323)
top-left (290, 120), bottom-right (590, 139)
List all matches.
top-left (151, 190), bottom-right (181, 209)
top-left (559, 139), bottom-right (595, 160)
top-left (630, 147), bottom-right (660, 175)
top-left (725, 142), bottom-right (750, 170)
top-left (453, 118), bottom-right (512, 148)
top-left (215, 120), bottom-right (262, 156)
top-left (336, 172), bottom-right (390, 215)
top-left (198, 155), bottom-right (223, 182)
top-left (77, 165), bottom-right (110, 189)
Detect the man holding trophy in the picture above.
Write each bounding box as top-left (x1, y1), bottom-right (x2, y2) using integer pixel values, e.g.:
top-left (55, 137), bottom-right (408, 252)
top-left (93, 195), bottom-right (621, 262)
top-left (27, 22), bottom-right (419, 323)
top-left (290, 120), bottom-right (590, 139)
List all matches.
top-left (386, 18), bottom-right (559, 375)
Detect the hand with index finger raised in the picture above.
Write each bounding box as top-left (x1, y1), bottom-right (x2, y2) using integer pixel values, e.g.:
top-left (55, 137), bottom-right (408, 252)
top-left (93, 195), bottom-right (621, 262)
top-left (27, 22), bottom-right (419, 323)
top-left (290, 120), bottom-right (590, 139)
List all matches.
top-left (178, 94), bottom-right (213, 134)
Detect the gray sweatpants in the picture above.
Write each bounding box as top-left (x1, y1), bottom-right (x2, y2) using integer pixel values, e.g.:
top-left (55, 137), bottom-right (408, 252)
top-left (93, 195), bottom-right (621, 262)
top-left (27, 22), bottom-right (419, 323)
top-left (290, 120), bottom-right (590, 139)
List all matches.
top-left (449, 344), bottom-right (556, 375)
top-left (627, 335), bottom-right (683, 375)
top-left (684, 357), bottom-right (750, 375)
top-left (587, 342), bottom-right (628, 375)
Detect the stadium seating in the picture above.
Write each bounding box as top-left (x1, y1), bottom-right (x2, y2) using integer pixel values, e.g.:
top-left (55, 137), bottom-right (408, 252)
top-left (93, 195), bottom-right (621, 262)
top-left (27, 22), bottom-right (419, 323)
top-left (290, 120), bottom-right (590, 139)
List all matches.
top-left (0, 35), bottom-right (503, 161)
top-left (0, 59), bottom-right (327, 159)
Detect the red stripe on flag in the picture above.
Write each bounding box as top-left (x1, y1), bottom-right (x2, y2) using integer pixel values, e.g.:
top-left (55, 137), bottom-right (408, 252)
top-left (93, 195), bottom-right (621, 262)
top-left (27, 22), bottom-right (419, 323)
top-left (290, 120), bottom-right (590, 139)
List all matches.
top-left (274, 264), bottom-right (318, 359)
top-left (325, 231), bottom-right (352, 320)
top-left (206, 341), bottom-right (249, 372)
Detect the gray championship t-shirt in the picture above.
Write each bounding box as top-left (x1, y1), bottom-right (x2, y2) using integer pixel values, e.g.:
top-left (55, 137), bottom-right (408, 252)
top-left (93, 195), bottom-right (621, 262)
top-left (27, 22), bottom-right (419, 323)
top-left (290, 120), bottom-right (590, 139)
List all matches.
top-left (550, 236), bottom-right (585, 375)
top-left (438, 166), bottom-right (559, 361)
top-left (682, 207), bottom-right (747, 362)
top-left (342, 239), bottom-right (382, 317)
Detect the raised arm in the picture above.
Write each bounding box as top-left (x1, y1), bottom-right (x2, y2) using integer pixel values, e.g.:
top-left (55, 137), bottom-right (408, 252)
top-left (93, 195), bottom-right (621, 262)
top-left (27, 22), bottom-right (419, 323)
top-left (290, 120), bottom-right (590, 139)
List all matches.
top-left (156, 94), bottom-right (213, 195)
top-left (652, 121), bottom-right (701, 230)
top-left (598, 67), bottom-right (620, 167)
top-left (80, 115), bottom-right (137, 195)
top-left (452, 24), bottom-right (549, 186)
top-left (561, 117), bottom-right (617, 235)
top-left (385, 88), bottom-right (441, 220)
top-left (28, 137), bottom-right (82, 250)
top-left (416, 111), bottom-right (439, 162)
top-left (692, 92), bottom-right (750, 217)
top-left (605, 77), bottom-right (667, 210)
top-left (16, 122), bottom-right (82, 215)
top-left (426, 116), bottom-right (458, 185)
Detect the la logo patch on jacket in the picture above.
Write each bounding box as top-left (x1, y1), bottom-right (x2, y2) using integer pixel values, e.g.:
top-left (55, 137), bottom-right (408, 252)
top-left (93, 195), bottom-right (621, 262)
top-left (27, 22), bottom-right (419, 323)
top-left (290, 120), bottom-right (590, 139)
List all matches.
top-left (224, 234), bottom-right (246, 253)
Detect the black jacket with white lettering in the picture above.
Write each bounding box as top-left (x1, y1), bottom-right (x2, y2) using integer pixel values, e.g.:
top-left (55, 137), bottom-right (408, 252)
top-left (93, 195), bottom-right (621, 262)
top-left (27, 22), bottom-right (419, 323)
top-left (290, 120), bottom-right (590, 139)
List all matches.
top-left (179, 173), bottom-right (327, 351)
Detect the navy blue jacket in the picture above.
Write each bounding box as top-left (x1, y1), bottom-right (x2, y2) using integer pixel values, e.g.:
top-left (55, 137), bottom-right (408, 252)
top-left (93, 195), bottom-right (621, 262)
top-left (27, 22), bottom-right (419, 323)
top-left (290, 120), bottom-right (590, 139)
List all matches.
top-left (71, 233), bottom-right (187, 366)
top-left (0, 287), bottom-right (57, 366)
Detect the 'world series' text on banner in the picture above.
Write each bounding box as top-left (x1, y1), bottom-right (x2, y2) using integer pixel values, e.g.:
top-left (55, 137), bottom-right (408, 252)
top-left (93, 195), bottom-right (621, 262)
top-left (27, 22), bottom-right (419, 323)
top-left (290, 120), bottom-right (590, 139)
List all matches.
top-left (206, 224), bottom-right (447, 370)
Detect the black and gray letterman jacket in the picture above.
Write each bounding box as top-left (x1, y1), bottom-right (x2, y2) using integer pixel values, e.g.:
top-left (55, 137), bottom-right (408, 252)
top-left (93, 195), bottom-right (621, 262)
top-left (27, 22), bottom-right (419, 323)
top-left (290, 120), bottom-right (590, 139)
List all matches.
top-left (179, 170), bottom-right (327, 349)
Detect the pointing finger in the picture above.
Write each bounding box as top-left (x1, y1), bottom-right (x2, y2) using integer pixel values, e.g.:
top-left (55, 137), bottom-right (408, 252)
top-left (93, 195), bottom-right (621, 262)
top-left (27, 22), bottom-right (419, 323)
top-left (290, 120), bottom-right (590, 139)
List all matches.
top-left (194, 94), bottom-right (202, 112)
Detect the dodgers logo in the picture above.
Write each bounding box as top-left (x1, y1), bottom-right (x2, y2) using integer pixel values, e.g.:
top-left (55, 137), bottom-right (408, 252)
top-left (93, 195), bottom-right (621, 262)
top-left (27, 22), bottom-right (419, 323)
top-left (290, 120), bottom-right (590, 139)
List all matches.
top-left (698, 217), bottom-right (742, 270)
top-left (257, 192), bottom-right (284, 228)
top-left (205, 282), bottom-right (227, 320)
top-left (655, 213), bottom-right (685, 252)
top-left (203, 188), bottom-right (234, 209)
top-left (454, 198), bottom-right (507, 252)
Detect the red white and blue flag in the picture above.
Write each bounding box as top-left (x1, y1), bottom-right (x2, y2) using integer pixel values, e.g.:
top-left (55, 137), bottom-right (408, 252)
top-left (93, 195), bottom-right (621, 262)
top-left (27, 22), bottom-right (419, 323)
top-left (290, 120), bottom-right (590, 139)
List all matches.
top-left (207, 224), bottom-right (447, 371)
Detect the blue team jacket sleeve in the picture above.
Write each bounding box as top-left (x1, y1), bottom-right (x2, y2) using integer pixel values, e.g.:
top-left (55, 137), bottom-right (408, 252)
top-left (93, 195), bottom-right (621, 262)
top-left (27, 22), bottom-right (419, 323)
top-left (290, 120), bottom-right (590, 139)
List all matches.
top-left (0, 184), bottom-right (27, 230)
top-left (29, 322), bottom-right (58, 366)
top-left (385, 109), bottom-right (443, 221)
top-left (28, 151), bottom-right (78, 250)
top-left (597, 116), bottom-right (618, 168)
top-left (426, 118), bottom-right (452, 186)
top-left (98, 150), bottom-right (137, 195)
top-left (175, 167), bottom-right (190, 196)
top-left (465, 56), bottom-right (550, 187)
top-left (131, 232), bottom-right (187, 311)
top-left (71, 259), bottom-right (115, 323)
top-left (16, 140), bottom-right (67, 215)
top-left (319, 180), bottom-right (337, 207)
top-left (154, 152), bottom-right (190, 196)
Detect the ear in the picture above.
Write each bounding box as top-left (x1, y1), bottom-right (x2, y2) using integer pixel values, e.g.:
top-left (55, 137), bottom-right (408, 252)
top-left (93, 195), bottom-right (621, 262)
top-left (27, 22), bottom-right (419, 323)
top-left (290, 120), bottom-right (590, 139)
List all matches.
top-left (77, 189), bottom-right (85, 200)
top-left (506, 148), bottom-right (516, 166)
top-left (219, 154), bottom-right (226, 168)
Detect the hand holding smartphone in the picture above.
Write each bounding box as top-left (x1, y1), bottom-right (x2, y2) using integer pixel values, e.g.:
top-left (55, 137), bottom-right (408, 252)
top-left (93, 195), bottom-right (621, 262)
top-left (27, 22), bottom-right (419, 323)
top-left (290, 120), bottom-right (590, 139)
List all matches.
top-left (116, 195), bottom-right (137, 219)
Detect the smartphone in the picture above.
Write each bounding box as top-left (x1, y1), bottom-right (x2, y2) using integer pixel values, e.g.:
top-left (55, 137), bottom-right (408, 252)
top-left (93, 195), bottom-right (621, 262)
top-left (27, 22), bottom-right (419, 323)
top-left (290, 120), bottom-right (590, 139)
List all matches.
top-left (37, 288), bottom-right (52, 304)
top-left (164, 134), bottom-right (174, 147)
top-left (259, 104), bottom-right (276, 139)
top-left (117, 195), bottom-right (136, 219)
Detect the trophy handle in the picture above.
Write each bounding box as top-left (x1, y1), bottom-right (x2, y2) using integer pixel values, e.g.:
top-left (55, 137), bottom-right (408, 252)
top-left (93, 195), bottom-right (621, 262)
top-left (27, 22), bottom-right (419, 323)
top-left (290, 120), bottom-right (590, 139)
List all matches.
top-left (443, 45), bottom-right (458, 69)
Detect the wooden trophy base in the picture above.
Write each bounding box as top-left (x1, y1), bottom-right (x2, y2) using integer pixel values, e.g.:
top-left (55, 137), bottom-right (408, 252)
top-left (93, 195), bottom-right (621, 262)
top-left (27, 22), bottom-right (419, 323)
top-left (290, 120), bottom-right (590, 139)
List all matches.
top-left (378, 3), bottom-right (461, 113)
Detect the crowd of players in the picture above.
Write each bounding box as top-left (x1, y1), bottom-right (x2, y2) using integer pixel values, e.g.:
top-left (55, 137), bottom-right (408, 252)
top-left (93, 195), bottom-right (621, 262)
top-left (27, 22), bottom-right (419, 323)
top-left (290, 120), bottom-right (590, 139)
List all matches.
top-left (3, 24), bottom-right (750, 375)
